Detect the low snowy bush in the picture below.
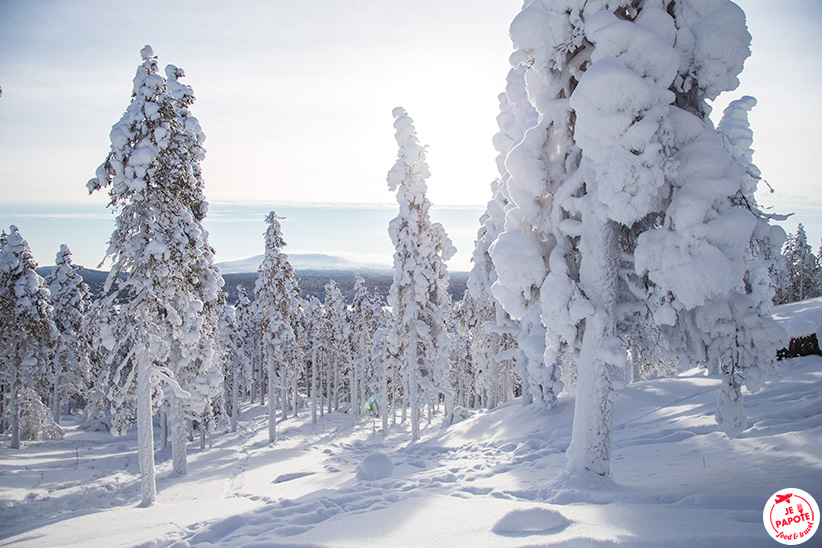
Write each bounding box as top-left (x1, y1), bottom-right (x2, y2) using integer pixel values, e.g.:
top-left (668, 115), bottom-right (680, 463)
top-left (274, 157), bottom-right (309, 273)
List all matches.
top-left (18, 388), bottom-right (63, 441)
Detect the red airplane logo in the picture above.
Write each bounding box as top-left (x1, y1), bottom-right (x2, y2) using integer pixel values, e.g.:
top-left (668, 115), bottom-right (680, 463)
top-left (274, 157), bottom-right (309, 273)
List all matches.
top-left (775, 493), bottom-right (793, 504)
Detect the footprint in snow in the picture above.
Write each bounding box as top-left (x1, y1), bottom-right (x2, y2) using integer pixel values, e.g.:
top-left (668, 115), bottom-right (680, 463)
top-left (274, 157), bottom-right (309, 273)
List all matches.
top-left (492, 507), bottom-right (571, 537)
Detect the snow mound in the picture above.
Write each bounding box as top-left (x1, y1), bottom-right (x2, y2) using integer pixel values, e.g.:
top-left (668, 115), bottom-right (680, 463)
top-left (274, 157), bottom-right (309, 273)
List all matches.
top-left (355, 452), bottom-right (393, 481)
top-left (491, 507), bottom-right (570, 537)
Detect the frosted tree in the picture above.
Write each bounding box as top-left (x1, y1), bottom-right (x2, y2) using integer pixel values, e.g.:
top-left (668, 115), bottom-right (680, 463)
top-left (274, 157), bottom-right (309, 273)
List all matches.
top-left (0, 226), bottom-right (60, 448)
top-left (218, 305), bottom-right (247, 432)
top-left (491, 1), bottom-right (785, 476)
top-left (467, 179), bottom-right (519, 409)
top-left (254, 211), bottom-right (302, 443)
top-left (386, 107), bottom-right (456, 440)
top-left (348, 276), bottom-right (382, 415)
top-left (302, 297), bottom-right (324, 423)
top-left (234, 285), bottom-right (259, 404)
top-left (716, 96), bottom-right (788, 310)
top-left (46, 245), bottom-right (92, 424)
top-left (372, 319), bottom-right (400, 433)
top-left (322, 280), bottom-right (350, 413)
top-left (88, 46), bottom-right (224, 503)
top-left (83, 299), bottom-right (117, 431)
top-left (780, 225), bottom-right (820, 303)
top-left (486, 39), bottom-right (565, 409)
top-left (451, 296), bottom-right (479, 408)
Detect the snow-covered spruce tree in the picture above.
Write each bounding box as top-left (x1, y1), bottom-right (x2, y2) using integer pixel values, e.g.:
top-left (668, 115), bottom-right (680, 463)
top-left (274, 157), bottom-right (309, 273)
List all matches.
top-left (161, 61), bottom-right (225, 458)
top-left (46, 245), bottom-right (93, 425)
top-left (486, 35), bottom-right (565, 409)
top-left (348, 275), bottom-right (382, 416)
top-left (716, 96), bottom-right (788, 312)
top-left (220, 303), bottom-right (250, 433)
top-left (82, 298), bottom-right (117, 431)
top-left (372, 317), bottom-right (401, 433)
top-left (780, 224), bottom-right (820, 303)
top-left (234, 284), bottom-right (258, 404)
top-left (386, 107), bottom-right (456, 440)
top-left (282, 297), bottom-right (308, 420)
top-left (467, 179), bottom-right (520, 409)
top-left (322, 280), bottom-right (350, 413)
top-left (301, 297), bottom-right (323, 423)
top-left (451, 295), bottom-right (479, 409)
top-left (88, 46), bottom-right (224, 503)
top-left (490, 1), bottom-right (785, 476)
top-left (254, 211), bottom-right (302, 443)
top-left (0, 226), bottom-right (60, 448)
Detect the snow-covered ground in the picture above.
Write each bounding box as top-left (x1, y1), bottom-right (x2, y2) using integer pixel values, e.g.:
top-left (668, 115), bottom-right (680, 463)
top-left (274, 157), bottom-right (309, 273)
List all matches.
top-left (773, 296), bottom-right (822, 340)
top-left (2, 355), bottom-right (820, 547)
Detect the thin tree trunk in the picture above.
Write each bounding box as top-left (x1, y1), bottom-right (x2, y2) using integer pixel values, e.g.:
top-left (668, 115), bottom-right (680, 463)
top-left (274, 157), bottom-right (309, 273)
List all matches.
top-left (0, 383), bottom-right (6, 434)
top-left (281, 382), bottom-right (288, 421)
top-left (291, 373), bottom-right (298, 418)
top-left (267, 357), bottom-right (277, 443)
top-left (160, 406), bottom-right (168, 451)
top-left (136, 351), bottom-right (156, 506)
top-left (52, 368), bottom-right (60, 426)
top-left (231, 370), bottom-right (239, 433)
top-left (250, 360), bottom-right (258, 404)
top-left (311, 349), bottom-right (318, 424)
top-left (169, 391), bottom-right (188, 475)
top-left (381, 360), bottom-right (389, 434)
top-left (9, 374), bottom-right (20, 450)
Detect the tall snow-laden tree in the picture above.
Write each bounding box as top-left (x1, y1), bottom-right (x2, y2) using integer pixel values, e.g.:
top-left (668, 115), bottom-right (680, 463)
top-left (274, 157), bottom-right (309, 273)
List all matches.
top-left (234, 284), bottom-right (259, 404)
top-left (780, 224), bottom-right (820, 303)
top-left (486, 34), bottom-right (565, 410)
top-left (467, 179), bottom-right (520, 410)
top-left (0, 226), bottom-right (60, 449)
top-left (46, 245), bottom-right (93, 425)
top-left (716, 95), bottom-right (788, 312)
top-left (218, 304), bottom-right (247, 433)
top-left (490, 1), bottom-right (785, 476)
top-left (88, 46), bottom-right (224, 504)
top-left (322, 279), bottom-right (350, 413)
top-left (347, 276), bottom-right (382, 416)
top-left (302, 296), bottom-right (324, 424)
top-left (83, 298), bottom-right (117, 431)
top-left (386, 107), bottom-right (456, 441)
top-left (254, 211), bottom-right (302, 443)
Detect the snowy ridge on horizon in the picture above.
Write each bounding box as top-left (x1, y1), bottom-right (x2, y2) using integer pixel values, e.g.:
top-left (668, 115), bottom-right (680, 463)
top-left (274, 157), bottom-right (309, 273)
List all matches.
top-left (216, 253), bottom-right (392, 274)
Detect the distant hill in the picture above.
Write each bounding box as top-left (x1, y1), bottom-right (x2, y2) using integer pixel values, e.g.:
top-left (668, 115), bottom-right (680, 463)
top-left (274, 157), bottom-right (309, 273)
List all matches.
top-left (216, 253), bottom-right (386, 274)
top-left (36, 265), bottom-right (468, 304)
top-left (36, 265), bottom-right (113, 298)
top-left (223, 270), bottom-right (468, 304)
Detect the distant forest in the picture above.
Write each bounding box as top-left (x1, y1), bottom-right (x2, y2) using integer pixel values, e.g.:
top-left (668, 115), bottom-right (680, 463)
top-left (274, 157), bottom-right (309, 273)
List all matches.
top-left (35, 266), bottom-right (468, 304)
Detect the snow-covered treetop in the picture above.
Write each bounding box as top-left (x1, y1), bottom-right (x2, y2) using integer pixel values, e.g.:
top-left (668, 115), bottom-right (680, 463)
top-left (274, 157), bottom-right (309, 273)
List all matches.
top-left (0, 225), bottom-right (56, 336)
top-left (0, 225), bottom-right (36, 277)
top-left (48, 244), bottom-right (90, 321)
top-left (387, 107), bottom-right (431, 206)
top-left (255, 211), bottom-right (300, 321)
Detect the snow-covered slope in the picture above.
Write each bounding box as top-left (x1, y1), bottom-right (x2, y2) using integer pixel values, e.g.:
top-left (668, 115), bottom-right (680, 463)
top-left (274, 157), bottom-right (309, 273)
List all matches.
top-left (773, 296), bottom-right (822, 340)
top-left (1, 354), bottom-right (820, 547)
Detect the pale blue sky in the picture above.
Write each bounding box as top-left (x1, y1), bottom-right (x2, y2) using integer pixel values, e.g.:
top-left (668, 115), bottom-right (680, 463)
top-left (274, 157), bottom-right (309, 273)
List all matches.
top-left (1, 0), bottom-right (820, 272)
